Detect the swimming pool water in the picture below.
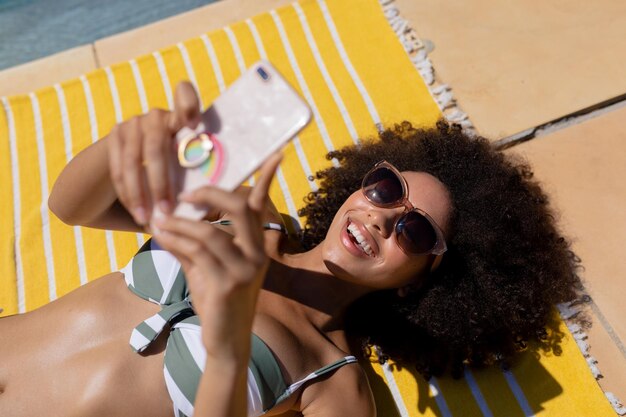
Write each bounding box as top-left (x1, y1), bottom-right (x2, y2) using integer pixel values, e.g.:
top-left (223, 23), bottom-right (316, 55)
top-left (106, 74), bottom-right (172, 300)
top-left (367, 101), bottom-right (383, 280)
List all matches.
top-left (0, 0), bottom-right (218, 71)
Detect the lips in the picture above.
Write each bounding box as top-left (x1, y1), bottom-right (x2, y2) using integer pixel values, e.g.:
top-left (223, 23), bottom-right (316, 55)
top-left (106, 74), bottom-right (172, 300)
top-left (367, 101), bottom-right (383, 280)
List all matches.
top-left (341, 217), bottom-right (378, 258)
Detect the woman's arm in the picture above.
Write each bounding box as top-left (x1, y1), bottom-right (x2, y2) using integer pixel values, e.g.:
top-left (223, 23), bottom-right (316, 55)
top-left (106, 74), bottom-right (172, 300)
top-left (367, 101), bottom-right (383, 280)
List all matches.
top-left (48, 134), bottom-right (142, 232)
top-left (153, 153), bottom-right (283, 417)
top-left (48, 82), bottom-right (202, 232)
top-left (197, 360), bottom-right (250, 416)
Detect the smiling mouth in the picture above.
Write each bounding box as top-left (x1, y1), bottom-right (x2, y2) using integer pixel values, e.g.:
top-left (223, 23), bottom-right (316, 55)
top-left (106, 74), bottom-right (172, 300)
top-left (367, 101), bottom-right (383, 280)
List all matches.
top-left (346, 221), bottom-right (374, 257)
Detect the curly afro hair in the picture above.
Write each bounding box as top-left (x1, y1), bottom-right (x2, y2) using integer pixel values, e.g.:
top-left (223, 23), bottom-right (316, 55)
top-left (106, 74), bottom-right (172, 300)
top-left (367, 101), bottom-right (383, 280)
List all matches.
top-left (297, 120), bottom-right (586, 378)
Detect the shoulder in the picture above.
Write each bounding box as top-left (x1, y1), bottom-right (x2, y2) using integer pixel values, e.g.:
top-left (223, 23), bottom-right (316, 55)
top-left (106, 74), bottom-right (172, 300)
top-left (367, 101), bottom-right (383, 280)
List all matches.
top-left (299, 360), bottom-right (376, 417)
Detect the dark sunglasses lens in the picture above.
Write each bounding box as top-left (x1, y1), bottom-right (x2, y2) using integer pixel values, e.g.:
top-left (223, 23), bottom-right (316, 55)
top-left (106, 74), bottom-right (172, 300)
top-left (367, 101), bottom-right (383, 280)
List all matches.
top-left (396, 211), bottom-right (437, 254)
top-left (363, 167), bottom-right (404, 205)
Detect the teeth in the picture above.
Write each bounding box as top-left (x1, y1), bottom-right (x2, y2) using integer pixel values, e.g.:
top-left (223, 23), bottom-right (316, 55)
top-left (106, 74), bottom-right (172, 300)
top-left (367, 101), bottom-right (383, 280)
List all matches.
top-left (347, 223), bottom-right (374, 256)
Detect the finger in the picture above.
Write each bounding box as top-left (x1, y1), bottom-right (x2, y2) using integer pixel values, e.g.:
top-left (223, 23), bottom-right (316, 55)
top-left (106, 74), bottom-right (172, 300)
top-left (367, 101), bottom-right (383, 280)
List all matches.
top-left (180, 187), bottom-right (265, 260)
top-left (108, 125), bottom-right (128, 206)
top-left (152, 230), bottom-right (193, 269)
top-left (153, 229), bottom-right (222, 279)
top-left (248, 152), bottom-right (283, 212)
top-left (155, 216), bottom-right (244, 266)
top-left (238, 152), bottom-right (283, 257)
top-left (168, 81), bottom-right (201, 133)
top-left (180, 187), bottom-right (245, 217)
top-left (143, 113), bottom-right (173, 214)
top-left (121, 118), bottom-right (148, 224)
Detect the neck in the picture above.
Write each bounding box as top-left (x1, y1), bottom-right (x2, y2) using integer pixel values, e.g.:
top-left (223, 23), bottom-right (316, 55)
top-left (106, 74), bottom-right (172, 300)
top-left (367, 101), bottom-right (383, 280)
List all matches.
top-left (265, 244), bottom-right (374, 335)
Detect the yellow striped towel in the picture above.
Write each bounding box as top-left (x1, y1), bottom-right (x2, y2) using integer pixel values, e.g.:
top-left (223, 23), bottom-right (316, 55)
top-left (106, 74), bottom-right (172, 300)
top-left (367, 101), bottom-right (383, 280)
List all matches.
top-left (0, 0), bottom-right (616, 415)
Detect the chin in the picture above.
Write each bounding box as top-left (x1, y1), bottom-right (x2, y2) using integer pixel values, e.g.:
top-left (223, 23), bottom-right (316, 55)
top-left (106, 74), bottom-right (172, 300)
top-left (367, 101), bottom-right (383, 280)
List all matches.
top-left (322, 242), bottom-right (363, 282)
top-left (321, 248), bottom-right (381, 289)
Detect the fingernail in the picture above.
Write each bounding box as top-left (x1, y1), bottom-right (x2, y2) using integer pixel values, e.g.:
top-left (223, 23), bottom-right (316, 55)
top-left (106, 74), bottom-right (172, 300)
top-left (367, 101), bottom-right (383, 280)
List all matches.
top-left (154, 215), bottom-right (166, 227)
top-left (178, 191), bottom-right (192, 200)
top-left (159, 199), bottom-right (171, 214)
top-left (134, 207), bottom-right (147, 225)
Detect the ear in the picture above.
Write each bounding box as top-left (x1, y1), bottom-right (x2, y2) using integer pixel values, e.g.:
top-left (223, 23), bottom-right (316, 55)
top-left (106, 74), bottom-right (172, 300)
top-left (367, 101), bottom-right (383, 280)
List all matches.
top-left (429, 254), bottom-right (443, 273)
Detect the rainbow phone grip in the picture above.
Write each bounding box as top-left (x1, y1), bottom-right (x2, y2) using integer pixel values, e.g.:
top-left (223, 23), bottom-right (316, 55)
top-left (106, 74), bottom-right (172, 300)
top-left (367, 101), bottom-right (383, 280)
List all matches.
top-left (150, 121), bottom-right (227, 230)
top-left (176, 128), bottom-right (225, 184)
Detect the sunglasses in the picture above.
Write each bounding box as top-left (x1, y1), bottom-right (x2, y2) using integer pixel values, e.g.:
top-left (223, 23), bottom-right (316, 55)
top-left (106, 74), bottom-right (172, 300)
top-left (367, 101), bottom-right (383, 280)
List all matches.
top-left (361, 161), bottom-right (447, 257)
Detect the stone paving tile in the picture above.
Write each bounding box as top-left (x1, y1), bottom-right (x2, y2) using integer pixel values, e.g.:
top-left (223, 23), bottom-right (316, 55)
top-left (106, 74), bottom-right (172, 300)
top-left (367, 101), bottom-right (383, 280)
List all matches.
top-left (505, 104), bottom-right (626, 402)
top-left (396, 0), bottom-right (626, 140)
top-left (0, 45), bottom-right (97, 97)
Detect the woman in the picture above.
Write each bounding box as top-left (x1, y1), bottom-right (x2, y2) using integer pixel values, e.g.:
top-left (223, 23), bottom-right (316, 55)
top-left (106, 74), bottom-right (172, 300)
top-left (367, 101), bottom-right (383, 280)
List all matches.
top-left (0, 82), bottom-right (584, 417)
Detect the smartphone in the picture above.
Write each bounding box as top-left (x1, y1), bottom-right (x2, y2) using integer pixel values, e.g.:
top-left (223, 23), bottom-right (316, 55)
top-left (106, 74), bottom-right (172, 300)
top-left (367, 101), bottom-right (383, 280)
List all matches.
top-left (162, 61), bottom-right (312, 221)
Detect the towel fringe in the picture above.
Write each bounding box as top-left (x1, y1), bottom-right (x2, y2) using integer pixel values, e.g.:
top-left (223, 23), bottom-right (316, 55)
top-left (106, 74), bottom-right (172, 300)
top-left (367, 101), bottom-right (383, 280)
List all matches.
top-left (606, 392), bottom-right (626, 416)
top-left (558, 301), bottom-right (602, 379)
top-left (557, 301), bottom-right (626, 415)
top-left (379, 0), bottom-right (475, 134)
top-left (381, 1), bottom-right (625, 414)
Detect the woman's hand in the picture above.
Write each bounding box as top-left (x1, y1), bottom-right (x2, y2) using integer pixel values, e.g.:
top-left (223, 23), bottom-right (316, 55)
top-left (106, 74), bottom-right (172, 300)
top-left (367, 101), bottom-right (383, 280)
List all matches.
top-left (108, 82), bottom-right (201, 226)
top-left (152, 152), bottom-right (283, 361)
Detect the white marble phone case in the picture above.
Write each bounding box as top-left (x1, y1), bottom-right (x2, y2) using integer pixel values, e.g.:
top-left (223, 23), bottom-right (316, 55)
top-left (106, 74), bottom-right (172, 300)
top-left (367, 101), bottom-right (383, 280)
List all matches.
top-left (167, 60), bottom-right (311, 221)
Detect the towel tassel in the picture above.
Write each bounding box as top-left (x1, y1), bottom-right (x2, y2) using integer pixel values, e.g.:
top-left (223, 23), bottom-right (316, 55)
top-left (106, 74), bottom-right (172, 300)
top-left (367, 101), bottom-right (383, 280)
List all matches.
top-left (379, 0), bottom-right (475, 134)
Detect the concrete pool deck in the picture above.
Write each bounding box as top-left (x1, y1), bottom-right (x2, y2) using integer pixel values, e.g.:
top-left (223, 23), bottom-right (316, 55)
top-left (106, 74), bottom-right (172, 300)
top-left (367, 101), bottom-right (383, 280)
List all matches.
top-left (1, 0), bottom-right (625, 408)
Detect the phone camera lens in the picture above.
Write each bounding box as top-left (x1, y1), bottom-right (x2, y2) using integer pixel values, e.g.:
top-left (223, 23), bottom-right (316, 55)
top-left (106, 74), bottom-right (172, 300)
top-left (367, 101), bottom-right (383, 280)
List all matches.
top-left (256, 66), bottom-right (270, 81)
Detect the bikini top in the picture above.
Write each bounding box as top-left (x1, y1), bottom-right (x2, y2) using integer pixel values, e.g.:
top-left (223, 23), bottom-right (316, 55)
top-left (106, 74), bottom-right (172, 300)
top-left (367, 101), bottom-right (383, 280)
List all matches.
top-left (120, 222), bottom-right (357, 417)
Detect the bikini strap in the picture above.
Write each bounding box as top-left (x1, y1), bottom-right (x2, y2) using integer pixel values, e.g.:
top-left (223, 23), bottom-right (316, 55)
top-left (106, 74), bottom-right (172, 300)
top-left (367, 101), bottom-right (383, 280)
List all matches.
top-left (209, 219), bottom-right (287, 234)
top-left (271, 356), bottom-right (359, 408)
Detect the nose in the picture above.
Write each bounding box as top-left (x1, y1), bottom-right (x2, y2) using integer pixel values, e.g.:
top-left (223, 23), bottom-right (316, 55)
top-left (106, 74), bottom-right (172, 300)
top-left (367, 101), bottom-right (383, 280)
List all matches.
top-left (368, 206), bottom-right (403, 239)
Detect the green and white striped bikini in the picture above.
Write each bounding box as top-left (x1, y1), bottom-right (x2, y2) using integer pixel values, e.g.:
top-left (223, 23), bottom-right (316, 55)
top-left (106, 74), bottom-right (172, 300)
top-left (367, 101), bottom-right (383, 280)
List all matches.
top-left (120, 222), bottom-right (358, 417)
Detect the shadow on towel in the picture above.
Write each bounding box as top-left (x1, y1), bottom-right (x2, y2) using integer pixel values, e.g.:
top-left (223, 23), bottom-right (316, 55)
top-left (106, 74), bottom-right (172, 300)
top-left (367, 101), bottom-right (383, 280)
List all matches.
top-left (359, 324), bottom-right (565, 416)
